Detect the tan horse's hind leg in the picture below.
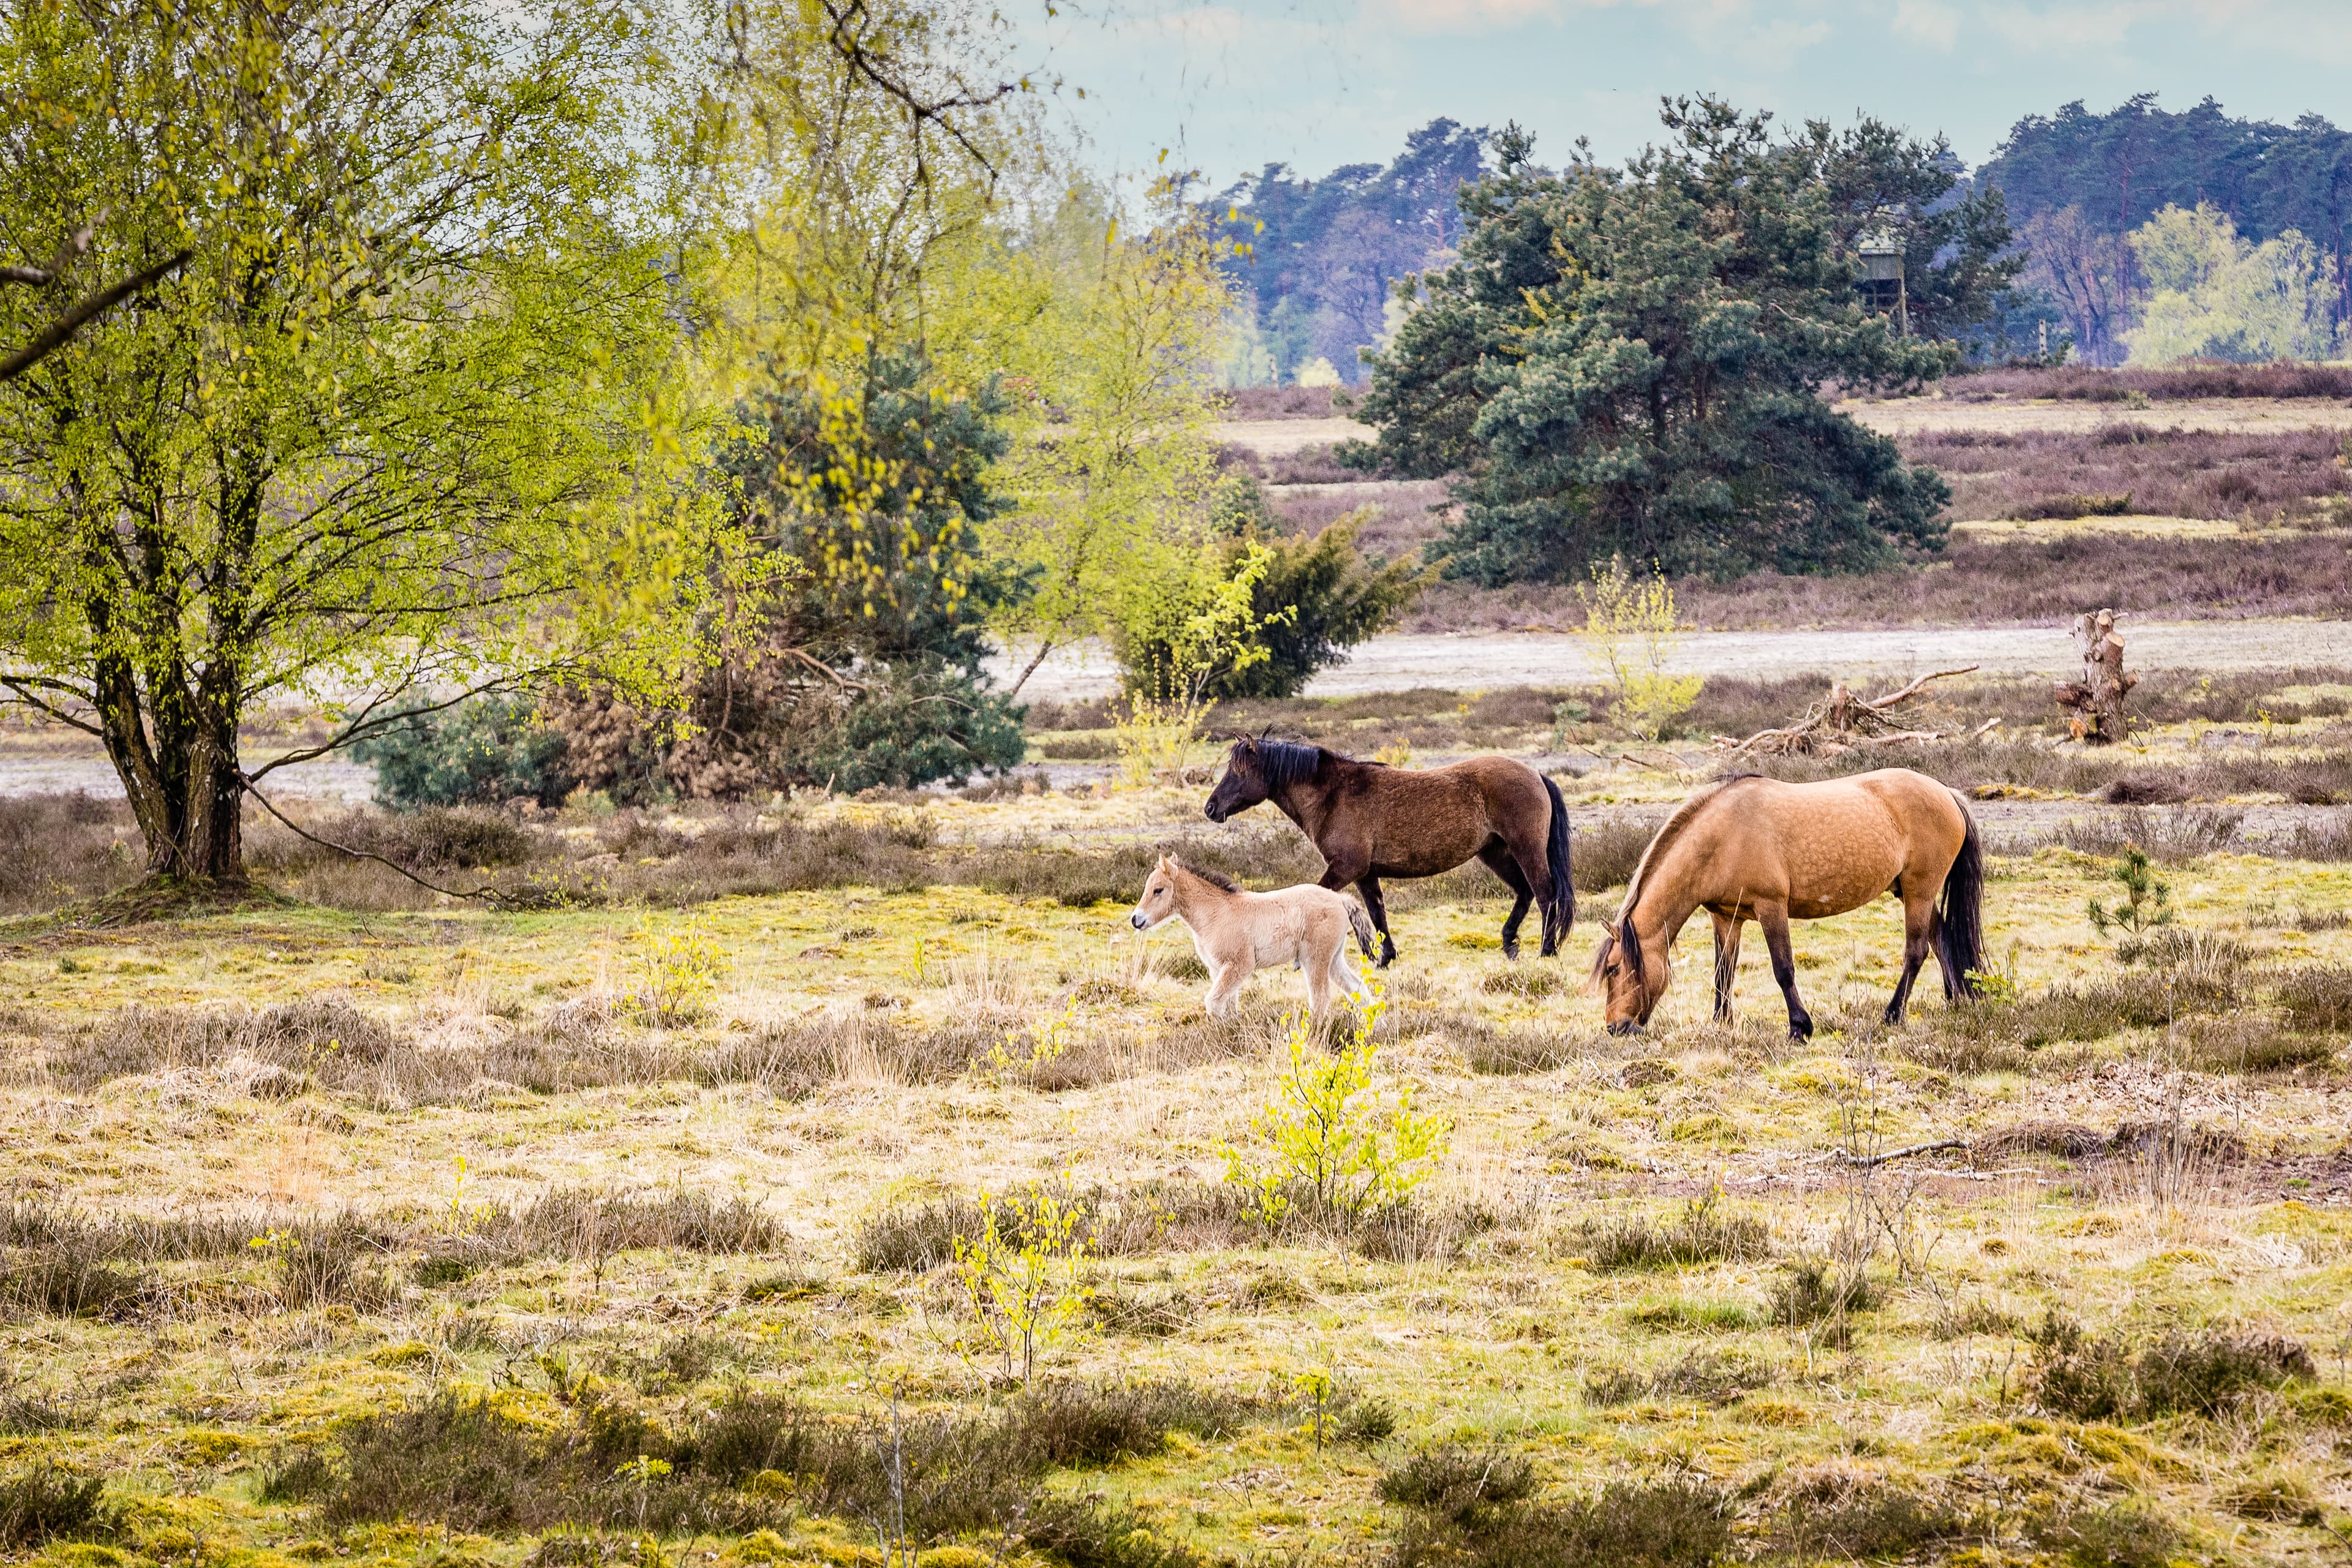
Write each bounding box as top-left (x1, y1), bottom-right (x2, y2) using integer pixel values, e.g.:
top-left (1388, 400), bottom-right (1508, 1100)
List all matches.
top-left (1757, 902), bottom-right (1814, 1041)
top-left (1709, 910), bottom-right (1744, 1025)
top-left (1883, 882), bottom-right (1941, 1025)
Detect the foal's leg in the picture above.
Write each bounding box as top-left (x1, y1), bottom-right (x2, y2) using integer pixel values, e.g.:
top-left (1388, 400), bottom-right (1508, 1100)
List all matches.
top-left (1884, 887), bottom-right (1940, 1025)
top-left (1478, 843), bottom-right (1535, 960)
top-left (1709, 910), bottom-right (1744, 1026)
top-left (1204, 958), bottom-right (1248, 1017)
top-left (1757, 902), bottom-right (1814, 1041)
top-left (1303, 932), bottom-right (1335, 1023)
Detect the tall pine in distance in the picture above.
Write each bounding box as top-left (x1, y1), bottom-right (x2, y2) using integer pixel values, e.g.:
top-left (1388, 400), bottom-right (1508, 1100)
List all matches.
top-left (1343, 100), bottom-right (2007, 586)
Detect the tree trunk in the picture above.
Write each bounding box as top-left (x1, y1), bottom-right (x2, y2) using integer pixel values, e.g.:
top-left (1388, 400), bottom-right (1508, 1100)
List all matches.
top-left (2053, 608), bottom-right (2136, 744)
top-left (91, 651), bottom-right (246, 884)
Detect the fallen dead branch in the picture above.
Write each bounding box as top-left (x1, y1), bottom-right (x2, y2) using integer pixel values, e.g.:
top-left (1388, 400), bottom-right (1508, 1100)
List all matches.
top-left (1713, 667), bottom-right (1985, 756)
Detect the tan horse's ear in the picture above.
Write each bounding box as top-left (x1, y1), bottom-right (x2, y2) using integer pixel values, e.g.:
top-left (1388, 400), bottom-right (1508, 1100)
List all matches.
top-left (1581, 929), bottom-right (1616, 997)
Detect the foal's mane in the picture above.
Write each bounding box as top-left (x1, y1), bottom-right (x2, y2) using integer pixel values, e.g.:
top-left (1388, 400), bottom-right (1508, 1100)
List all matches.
top-left (1167, 856), bottom-right (1238, 893)
top-left (1598, 774), bottom-right (1762, 986)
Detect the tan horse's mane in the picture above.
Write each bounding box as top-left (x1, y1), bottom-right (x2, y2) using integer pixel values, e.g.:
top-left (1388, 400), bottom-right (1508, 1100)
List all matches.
top-left (1593, 774), bottom-right (1763, 986)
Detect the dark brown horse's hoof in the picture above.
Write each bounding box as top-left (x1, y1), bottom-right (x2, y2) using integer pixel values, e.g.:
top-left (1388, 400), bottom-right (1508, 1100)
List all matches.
top-left (1788, 1020), bottom-right (1814, 1041)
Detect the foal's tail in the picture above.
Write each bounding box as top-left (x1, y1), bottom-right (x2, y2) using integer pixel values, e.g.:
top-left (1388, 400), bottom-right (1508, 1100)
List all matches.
top-left (1541, 773), bottom-right (1576, 952)
top-left (1936, 793), bottom-right (1986, 1000)
top-left (1346, 899), bottom-right (1378, 962)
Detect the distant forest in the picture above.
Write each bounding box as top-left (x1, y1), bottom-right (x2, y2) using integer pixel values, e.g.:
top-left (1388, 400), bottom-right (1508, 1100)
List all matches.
top-left (1213, 95), bottom-right (2352, 382)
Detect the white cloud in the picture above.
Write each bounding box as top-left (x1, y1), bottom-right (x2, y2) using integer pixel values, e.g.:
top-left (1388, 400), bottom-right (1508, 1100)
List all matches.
top-left (1891, 0), bottom-right (1960, 48)
top-left (1979, 2), bottom-right (2156, 51)
top-left (1376, 0), bottom-right (1570, 31)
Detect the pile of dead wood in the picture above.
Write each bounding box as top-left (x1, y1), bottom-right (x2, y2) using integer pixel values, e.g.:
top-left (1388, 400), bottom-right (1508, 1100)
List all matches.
top-left (1711, 666), bottom-right (1999, 758)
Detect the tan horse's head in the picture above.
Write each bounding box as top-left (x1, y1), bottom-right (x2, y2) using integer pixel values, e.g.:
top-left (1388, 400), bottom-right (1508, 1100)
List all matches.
top-left (1130, 856), bottom-right (1182, 931)
top-left (1587, 915), bottom-right (1668, 1034)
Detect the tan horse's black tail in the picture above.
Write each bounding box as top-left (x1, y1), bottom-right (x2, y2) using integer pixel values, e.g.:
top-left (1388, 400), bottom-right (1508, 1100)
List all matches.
top-left (1936, 795), bottom-right (1986, 999)
top-left (1348, 899), bottom-right (1378, 962)
top-left (1540, 774), bottom-right (1575, 954)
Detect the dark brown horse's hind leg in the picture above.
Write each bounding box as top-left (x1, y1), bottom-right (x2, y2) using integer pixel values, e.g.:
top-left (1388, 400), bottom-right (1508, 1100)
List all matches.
top-left (1884, 894), bottom-right (1939, 1024)
top-left (1710, 910), bottom-right (1743, 1025)
top-left (1357, 875), bottom-right (1396, 967)
top-left (1758, 904), bottom-right (1812, 1040)
top-left (1478, 844), bottom-right (1536, 960)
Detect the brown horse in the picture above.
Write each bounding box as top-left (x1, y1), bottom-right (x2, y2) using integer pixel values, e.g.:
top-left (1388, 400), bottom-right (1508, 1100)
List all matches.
top-left (1204, 738), bottom-right (1573, 966)
top-left (1588, 768), bottom-right (1984, 1038)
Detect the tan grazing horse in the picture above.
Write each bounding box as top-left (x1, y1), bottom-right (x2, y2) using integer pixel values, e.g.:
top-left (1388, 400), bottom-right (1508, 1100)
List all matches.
top-left (1589, 769), bottom-right (1985, 1039)
top-left (1129, 856), bottom-right (1375, 1020)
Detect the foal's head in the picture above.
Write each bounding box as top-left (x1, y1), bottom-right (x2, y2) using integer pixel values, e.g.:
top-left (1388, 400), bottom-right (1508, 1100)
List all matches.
top-left (1205, 738), bottom-right (1321, 823)
top-left (1588, 916), bottom-right (1670, 1035)
top-left (1129, 856), bottom-right (1185, 930)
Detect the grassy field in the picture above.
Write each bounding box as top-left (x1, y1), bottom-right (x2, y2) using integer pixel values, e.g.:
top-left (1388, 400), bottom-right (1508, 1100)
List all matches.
top-left (4, 671), bottom-right (2352, 1567)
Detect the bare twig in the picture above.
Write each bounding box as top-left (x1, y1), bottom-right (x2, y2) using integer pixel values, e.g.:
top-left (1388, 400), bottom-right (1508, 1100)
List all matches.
top-left (1828, 1137), bottom-right (1967, 1170)
top-left (238, 774), bottom-right (516, 907)
top-left (1714, 666), bottom-right (1980, 756)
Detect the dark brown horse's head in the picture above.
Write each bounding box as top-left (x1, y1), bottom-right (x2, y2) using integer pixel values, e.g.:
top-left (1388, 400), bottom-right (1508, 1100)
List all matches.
top-left (1588, 915), bottom-right (1668, 1035)
top-left (1205, 737), bottom-right (1321, 823)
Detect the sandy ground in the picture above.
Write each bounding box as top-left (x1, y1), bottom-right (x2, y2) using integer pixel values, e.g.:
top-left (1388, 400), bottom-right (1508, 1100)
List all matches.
top-left (1839, 394), bottom-right (2352, 436)
top-left (1215, 398), bottom-right (2352, 458)
top-left (0, 750), bottom-right (372, 801)
top-left (1208, 415), bottom-right (1361, 454)
top-left (993, 617), bottom-right (2352, 703)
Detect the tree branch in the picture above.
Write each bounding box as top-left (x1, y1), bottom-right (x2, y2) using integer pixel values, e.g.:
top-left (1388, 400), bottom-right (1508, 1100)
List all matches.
top-left (0, 249), bottom-right (193, 383)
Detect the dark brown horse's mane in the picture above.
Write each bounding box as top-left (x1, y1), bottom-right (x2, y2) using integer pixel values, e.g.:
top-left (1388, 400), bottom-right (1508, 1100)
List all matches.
top-left (1250, 738), bottom-right (1332, 789)
top-left (1169, 856), bottom-right (1238, 892)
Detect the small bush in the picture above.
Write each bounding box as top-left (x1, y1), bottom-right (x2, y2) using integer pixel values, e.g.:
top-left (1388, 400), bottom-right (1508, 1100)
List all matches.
top-left (355, 696), bottom-right (575, 809)
top-left (1570, 816), bottom-right (1657, 893)
top-left (1584, 1351), bottom-right (1771, 1408)
top-left (1774, 1476), bottom-right (1970, 1561)
top-left (0, 1245), bottom-right (148, 1319)
top-left (2032, 1319), bottom-right (2313, 1420)
top-left (1768, 1256), bottom-right (1879, 1326)
top-left (1573, 1194), bottom-right (1770, 1271)
top-left (0, 1464), bottom-right (110, 1547)
top-left (1387, 1461), bottom-right (1734, 1568)
top-left (2030, 1500), bottom-right (2190, 1568)
top-left (1378, 1446), bottom-right (1537, 1527)
top-left (2275, 963), bottom-right (2352, 1033)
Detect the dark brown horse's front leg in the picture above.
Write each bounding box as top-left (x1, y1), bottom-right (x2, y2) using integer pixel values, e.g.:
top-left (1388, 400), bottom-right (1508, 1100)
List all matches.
top-left (1317, 858), bottom-right (1394, 967)
top-left (1757, 903), bottom-right (1812, 1041)
top-left (1358, 876), bottom-right (1396, 968)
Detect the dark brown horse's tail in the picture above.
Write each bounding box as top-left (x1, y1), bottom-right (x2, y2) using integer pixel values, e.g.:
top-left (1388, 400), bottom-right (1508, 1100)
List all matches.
top-left (1540, 773), bottom-right (1575, 952)
top-left (1936, 794), bottom-right (1986, 999)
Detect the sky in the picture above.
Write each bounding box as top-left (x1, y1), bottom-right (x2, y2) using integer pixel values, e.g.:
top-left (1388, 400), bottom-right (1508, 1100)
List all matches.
top-left (1012, 0), bottom-right (2352, 192)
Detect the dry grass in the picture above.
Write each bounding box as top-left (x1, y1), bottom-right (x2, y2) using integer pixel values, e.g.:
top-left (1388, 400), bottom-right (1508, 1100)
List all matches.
top-left (0, 779), bottom-right (2348, 1568)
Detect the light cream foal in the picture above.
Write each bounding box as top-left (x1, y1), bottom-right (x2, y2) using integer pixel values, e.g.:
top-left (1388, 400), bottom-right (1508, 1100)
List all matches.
top-left (1128, 855), bottom-right (1374, 1020)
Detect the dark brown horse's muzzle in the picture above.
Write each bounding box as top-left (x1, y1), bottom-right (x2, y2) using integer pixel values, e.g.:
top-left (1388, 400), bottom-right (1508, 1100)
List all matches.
top-left (1203, 801), bottom-right (1229, 823)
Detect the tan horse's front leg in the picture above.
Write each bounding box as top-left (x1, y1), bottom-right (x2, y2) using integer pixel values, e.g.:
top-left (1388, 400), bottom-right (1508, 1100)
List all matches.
top-left (1709, 910), bottom-right (1743, 1025)
top-left (1757, 903), bottom-right (1813, 1041)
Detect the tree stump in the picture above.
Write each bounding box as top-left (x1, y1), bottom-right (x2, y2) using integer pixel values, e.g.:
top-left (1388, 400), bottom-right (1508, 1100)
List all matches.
top-left (2054, 609), bottom-right (2136, 744)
